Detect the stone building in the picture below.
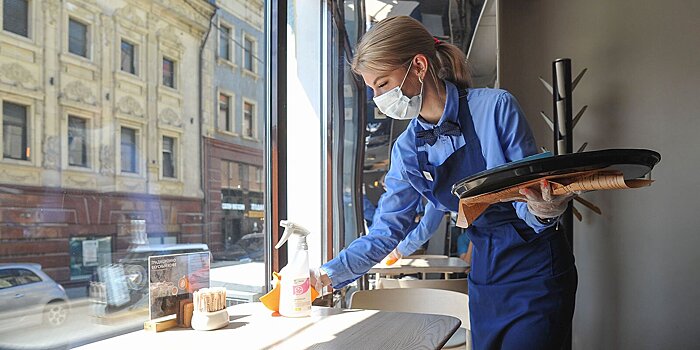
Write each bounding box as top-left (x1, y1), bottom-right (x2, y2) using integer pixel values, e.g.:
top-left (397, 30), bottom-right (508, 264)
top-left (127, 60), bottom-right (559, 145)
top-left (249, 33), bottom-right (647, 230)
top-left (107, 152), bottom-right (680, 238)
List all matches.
top-left (202, 0), bottom-right (266, 261)
top-left (0, 0), bottom-right (215, 289)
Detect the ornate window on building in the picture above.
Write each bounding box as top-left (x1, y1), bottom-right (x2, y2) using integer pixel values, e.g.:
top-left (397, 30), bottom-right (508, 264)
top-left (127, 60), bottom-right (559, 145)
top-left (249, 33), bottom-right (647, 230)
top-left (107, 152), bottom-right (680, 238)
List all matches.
top-left (162, 136), bottom-right (176, 178)
top-left (243, 100), bottom-right (255, 139)
top-left (219, 92), bottom-right (233, 132)
top-left (220, 24), bottom-right (231, 61)
top-left (2, 0), bottom-right (29, 38)
top-left (120, 126), bottom-right (137, 174)
top-left (2, 101), bottom-right (29, 161)
top-left (68, 115), bottom-right (88, 167)
top-left (68, 17), bottom-right (89, 58)
top-left (162, 57), bottom-right (175, 89)
top-left (243, 33), bottom-right (256, 73)
top-left (120, 40), bottom-right (137, 75)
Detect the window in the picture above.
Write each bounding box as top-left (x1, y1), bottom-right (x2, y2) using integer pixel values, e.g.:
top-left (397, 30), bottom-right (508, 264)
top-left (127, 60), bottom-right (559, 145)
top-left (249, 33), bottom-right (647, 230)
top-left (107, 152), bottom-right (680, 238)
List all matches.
top-left (219, 25), bottom-right (230, 60)
top-left (3, 0), bottom-right (29, 37)
top-left (68, 116), bottom-right (88, 167)
top-left (219, 93), bottom-right (231, 132)
top-left (243, 101), bottom-right (254, 138)
top-left (121, 40), bottom-right (136, 75)
top-left (3, 101), bottom-right (28, 160)
top-left (162, 57), bottom-right (175, 88)
top-left (68, 18), bottom-right (88, 58)
top-left (120, 127), bottom-right (137, 173)
top-left (0, 268), bottom-right (42, 289)
top-left (243, 36), bottom-right (254, 72)
top-left (162, 136), bottom-right (175, 178)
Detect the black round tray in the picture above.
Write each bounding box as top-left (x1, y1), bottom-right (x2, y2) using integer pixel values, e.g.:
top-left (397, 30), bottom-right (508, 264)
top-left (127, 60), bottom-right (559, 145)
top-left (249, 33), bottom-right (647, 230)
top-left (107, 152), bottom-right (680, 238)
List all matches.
top-left (451, 149), bottom-right (661, 199)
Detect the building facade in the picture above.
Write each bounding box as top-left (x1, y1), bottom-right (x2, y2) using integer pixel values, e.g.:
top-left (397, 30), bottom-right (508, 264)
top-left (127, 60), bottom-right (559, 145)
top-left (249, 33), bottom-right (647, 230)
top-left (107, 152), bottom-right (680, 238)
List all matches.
top-left (0, 0), bottom-right (215, 287)
top-left (203, 0), bottom-right (265, 261)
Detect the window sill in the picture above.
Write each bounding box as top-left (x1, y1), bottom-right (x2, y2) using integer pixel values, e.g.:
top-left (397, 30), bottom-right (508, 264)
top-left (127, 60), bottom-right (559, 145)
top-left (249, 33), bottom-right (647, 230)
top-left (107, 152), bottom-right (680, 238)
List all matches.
top-left (67, 165), bottom-right (94, 173)
top-left (217, 130), bottom-right (239, 137)
top-left (242, 135), bottom-right (259, 142)
top-left (242, 69), bottom-right (259, 80)
top-left (119, 171), bottom-right (142, 178)
top-left (0, 31), bottom-right (38, 49)
top-left (158, 85), bottom-right (181, 98)
top-left (115, 70), bottom-right (146, 84)
top-left (60, 52), bottom-right (96, 70)
top-left (217, 57), bottom-right (238, 70)
top-left (1, 158), bottom-right (33, 166)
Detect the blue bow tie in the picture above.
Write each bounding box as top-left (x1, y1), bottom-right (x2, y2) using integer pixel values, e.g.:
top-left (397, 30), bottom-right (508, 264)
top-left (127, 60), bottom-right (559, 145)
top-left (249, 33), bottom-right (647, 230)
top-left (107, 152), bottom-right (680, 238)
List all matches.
top-left (416, 121), bottom-right (461, 146)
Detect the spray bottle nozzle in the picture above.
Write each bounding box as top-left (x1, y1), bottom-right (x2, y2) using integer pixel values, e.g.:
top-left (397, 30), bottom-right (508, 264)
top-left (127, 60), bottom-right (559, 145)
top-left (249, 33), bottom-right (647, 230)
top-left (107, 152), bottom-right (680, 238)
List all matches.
top-left (275, 220), bottom-right (311, 250)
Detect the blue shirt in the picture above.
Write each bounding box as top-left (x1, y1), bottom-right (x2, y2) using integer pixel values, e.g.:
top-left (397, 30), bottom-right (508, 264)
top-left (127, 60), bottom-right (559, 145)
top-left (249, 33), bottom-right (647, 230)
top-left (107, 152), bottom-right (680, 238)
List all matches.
top-left (322, 81), bottom-right (554, 288)
top-left (457, 231), bottom-right (470, 256)
top-left (395, 201), bottom-right (446, 256)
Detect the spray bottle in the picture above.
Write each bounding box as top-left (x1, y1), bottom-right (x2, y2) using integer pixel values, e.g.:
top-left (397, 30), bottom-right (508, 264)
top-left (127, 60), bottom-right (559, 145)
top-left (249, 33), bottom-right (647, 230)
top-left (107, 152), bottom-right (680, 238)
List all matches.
top-left (275, 220), bottom-right (312, 317)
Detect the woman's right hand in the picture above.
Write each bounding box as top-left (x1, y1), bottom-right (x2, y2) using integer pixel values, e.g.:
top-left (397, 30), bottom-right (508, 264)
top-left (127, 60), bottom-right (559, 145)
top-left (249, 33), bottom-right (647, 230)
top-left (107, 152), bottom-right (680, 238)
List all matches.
top-left (382, 248), bottom-right (402, 266)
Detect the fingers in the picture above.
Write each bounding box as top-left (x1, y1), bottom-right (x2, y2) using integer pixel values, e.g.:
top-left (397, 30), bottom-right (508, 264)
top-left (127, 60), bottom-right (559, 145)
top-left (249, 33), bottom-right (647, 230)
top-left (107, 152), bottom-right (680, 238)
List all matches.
top-left (541, 179), bottom-right (552, 202)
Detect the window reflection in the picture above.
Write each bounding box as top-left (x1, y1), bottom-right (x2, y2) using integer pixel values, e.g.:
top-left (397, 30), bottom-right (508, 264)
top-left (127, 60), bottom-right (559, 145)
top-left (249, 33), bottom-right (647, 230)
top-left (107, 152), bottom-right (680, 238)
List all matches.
top-left (0, 0), bottom-right (267, 347)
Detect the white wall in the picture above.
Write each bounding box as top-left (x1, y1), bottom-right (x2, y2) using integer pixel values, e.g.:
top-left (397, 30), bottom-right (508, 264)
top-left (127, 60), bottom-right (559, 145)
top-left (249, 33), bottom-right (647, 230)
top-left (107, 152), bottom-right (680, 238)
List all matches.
top-left (499, 1), bottom-right (700, 348)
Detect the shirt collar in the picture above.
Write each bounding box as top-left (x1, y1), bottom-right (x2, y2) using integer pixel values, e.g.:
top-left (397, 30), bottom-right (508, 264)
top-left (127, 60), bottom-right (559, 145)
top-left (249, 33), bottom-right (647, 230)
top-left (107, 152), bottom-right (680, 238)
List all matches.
top-left (417, 80), bottom-right (459, 130)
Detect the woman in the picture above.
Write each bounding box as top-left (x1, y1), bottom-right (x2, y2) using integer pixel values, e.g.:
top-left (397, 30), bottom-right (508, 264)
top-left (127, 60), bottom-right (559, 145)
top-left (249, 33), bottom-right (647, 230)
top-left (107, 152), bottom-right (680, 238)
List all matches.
top-left (313, 16), bottom-right (577, 350)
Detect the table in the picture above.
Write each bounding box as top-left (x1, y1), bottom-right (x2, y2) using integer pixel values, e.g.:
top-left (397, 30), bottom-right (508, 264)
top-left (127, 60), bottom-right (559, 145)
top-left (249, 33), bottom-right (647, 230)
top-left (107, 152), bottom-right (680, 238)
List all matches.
top-left (75, 302), bottom-right (460, 350)
top-left (368, 257), bottom-right (470, 279)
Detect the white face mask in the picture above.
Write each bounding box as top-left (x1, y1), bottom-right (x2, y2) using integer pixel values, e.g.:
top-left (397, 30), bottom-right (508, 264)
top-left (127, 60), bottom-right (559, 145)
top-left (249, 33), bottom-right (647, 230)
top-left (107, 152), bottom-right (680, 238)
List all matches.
top-left (373, 61), bottom-right (424, 120)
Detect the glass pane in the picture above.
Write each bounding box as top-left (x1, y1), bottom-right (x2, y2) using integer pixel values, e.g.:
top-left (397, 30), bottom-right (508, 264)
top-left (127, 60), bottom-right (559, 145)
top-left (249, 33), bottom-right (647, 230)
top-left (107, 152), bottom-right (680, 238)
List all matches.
top-left (3, 101), bottom-right (27, 160)
top-left (3, 0), bottom-right (29, 37)
top-left (0, 1), bottom-right (268, 347)
top-left (69, 18), bottom-right (88, 58)
top-left (162, 136), bottom-right (175, 178)
top-left (68, 116), bottom-right (88, 167)
top-left (244, 37), bottom-right (253, 71)
top-left (243, 102), bottom-right (253, 137)
top-left (120, 41), bottom-right (135, 74)
top-left (219, 25), bottom-right (230, 60)
top-left (120, 127), bottom-right (136, 173)
top-left (162, 58), bottom-right (175, 88)
top-left (219, 93), bottom-right (231, 131)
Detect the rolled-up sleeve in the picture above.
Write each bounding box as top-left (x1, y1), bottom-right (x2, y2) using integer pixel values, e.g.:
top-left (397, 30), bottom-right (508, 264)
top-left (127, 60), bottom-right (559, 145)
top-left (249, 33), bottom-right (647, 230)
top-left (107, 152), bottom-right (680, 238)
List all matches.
top-left (495, 92), bottom-right (556, 233)
top-left (322, 145), bottom-right (421, 289)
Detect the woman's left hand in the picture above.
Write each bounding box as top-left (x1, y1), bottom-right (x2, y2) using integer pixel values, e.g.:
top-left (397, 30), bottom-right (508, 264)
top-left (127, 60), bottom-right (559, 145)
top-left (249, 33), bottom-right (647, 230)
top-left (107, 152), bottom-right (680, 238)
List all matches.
top-left (519, 179), bottom-right (575, 219)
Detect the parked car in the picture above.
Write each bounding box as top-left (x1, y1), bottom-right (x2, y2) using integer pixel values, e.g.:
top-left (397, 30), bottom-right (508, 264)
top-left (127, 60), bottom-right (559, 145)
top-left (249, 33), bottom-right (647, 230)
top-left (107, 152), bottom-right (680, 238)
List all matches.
top-left (90, 243), bottom-right (209, 318)
top-left (0, 263), bottom-right (69, 331)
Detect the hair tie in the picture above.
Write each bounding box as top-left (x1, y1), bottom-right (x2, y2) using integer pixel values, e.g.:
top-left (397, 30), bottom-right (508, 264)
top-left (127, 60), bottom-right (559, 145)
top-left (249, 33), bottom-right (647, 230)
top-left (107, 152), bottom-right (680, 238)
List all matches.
top-left (433, 37), bottom-right (442, 47)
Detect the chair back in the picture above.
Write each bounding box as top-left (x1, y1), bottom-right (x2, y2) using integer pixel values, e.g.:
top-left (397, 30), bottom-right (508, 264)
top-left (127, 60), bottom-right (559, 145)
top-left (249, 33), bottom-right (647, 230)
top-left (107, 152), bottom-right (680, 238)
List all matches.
top-left (350, 288), bottom-right (469, 330)
top-left (377, 277), bottom-right (468, 294)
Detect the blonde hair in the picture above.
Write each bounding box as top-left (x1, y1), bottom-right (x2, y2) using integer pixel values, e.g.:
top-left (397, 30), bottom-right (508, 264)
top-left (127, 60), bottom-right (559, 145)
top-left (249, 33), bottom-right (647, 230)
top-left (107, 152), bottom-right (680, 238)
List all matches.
top-left (351, 16), bottom-right (471, 89)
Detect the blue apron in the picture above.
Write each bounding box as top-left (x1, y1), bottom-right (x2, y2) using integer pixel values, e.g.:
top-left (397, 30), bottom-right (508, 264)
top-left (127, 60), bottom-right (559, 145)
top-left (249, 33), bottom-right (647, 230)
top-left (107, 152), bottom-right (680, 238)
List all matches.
top-left (410, 90), bottom-right (577, 350)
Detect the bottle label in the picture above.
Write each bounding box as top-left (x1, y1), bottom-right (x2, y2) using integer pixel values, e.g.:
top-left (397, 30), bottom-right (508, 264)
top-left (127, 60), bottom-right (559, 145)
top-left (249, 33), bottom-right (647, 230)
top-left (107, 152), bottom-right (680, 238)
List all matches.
top-left (293, 277), bottom-right (310, 296)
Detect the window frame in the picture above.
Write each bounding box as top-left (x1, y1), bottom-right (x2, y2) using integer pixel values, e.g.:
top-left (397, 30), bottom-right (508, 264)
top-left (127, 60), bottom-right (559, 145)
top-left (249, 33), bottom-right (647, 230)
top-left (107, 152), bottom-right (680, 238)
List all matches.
top-left (217, 89), bottom-right (236, 134)
top-left (162, 56), bottom-right (177, 90)
top-left (67, 16), bottom-right (90, 59)
top-left (241, 97), bottom-right (257, 140)
top-left (120, 39), bottom-right (138, 76)
top-left (218, 22), bottom-right (233, 62)
top-left (66, 114), bottom-right (90, 169)
top-left (1, 99), bottom-right (30, 162)
top-left (118, 125), bottom-right (140, 175)
top-left (242, 31), bottom-right (257, 74)
top-left (160, 134), bottom-right (178, 180)
top-left (1, 0), bottom-right (31, 40)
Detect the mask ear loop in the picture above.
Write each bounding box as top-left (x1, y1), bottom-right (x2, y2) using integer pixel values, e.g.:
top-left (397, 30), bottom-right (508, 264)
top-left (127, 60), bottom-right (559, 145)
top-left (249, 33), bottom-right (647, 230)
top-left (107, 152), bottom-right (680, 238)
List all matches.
top-left (399, 60), bottom-right (414, 89)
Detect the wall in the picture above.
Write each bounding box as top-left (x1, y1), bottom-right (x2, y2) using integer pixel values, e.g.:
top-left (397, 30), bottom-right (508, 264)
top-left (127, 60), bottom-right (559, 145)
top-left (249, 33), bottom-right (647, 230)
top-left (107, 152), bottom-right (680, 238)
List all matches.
top-left (499, 0), bottom-right (700, 348)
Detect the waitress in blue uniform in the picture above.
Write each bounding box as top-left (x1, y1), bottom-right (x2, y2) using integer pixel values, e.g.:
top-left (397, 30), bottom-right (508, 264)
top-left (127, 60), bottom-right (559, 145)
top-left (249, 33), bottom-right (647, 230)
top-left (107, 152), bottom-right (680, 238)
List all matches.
top-left (312, 16), bottom-right (577, 350)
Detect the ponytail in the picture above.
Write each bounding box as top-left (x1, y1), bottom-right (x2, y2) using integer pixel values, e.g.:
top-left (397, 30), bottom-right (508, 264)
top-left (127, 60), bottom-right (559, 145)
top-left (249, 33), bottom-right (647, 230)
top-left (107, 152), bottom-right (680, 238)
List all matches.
top-left (434, 42), bottom-right (472, 89)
